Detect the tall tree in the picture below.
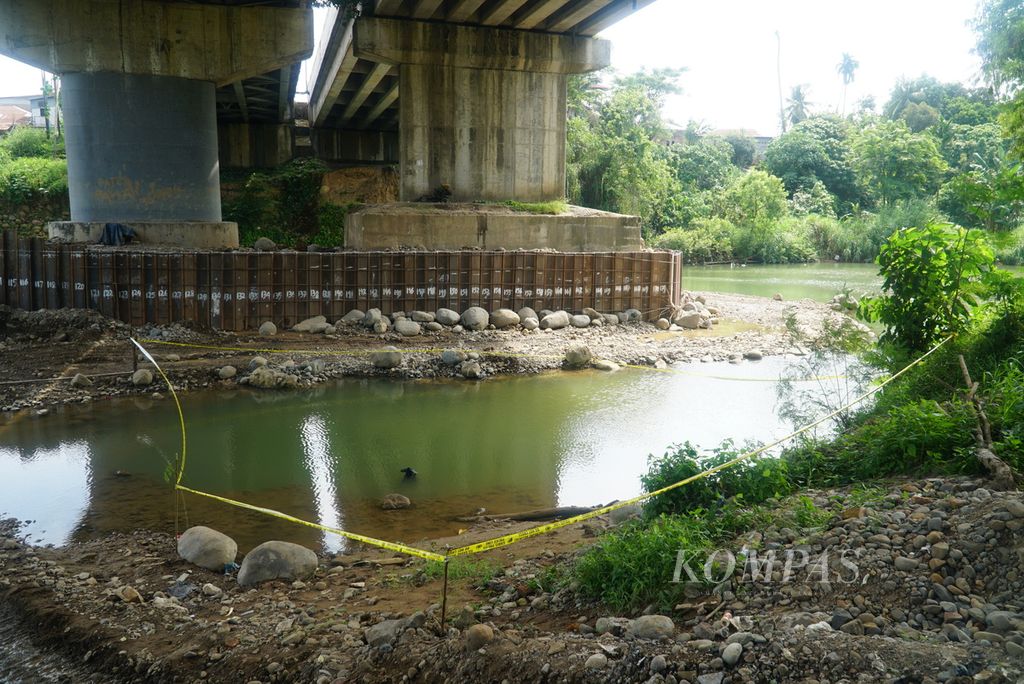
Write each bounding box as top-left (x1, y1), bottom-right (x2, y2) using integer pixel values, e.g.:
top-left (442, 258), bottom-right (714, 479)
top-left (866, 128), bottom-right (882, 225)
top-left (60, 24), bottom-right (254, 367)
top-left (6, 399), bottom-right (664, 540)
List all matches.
top-left (785, 85), bottom-right (812, 127)
top-left (836, 53), bottom-right (859, 116)
top-left (974, 0), bottom-right (1024, 157)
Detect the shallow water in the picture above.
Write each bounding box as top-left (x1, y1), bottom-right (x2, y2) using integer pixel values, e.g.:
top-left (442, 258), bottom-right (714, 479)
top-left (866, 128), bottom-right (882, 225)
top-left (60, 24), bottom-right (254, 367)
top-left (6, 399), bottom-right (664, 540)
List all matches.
top-left (681, 262), bottom-right (882, 302)
top-left (0, 357), bottom-right (848, 555)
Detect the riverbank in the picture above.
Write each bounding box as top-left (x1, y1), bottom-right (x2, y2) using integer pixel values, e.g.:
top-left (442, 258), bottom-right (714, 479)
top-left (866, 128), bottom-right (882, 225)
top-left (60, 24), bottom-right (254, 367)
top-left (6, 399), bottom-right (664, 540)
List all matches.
top-left (2, 475), bottom-right (1022, 683)
top-left (0, 291), bottom-right (860, 413)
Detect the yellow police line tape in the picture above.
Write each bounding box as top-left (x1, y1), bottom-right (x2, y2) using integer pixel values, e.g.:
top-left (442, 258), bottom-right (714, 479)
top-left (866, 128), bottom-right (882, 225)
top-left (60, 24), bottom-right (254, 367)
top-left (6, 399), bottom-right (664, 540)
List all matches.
top-left (137, 338), bottom-right (848, 384)
top-left (131, 334), bottom-right (950, 564)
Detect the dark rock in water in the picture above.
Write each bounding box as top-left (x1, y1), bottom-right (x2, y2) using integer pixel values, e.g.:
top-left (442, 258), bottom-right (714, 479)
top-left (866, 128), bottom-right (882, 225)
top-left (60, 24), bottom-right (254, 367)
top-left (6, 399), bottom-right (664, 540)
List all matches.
top-left (381, 493), bottom-right (411, 510)
top-left (237, 540), bottom-right (318, 587)
top-left (401, 467), bottom-right (417, 480)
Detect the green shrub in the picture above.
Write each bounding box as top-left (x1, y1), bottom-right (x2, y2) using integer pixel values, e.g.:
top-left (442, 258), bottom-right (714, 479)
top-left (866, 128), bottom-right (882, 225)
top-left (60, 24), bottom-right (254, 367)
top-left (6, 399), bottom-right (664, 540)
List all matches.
top-left (0, 127), bottom-right (60, 159)
top-left (730, 217), bottom-right (817, 264)
top-left (991, 226), bottom-right (1024, 265)
top-left (312, 202), bottom-right (350, 246)
top-left (650, 218), bottom-right (733, 263)
top-left (859, 223), bottom-right (995, 351)
top-left (641, 441), bottom-right (791, 518)
top-left (0, 157), bottom-right (68, 205)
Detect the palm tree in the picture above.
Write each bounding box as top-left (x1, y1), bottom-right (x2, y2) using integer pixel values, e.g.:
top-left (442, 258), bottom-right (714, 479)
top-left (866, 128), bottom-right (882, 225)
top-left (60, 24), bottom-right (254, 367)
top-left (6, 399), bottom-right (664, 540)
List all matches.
top-left (776, 31), bottom-right (787, 133)
top-left (836, 53), bottom-right (859, 116)
top-left (785, 85), bottom-right (812, 126)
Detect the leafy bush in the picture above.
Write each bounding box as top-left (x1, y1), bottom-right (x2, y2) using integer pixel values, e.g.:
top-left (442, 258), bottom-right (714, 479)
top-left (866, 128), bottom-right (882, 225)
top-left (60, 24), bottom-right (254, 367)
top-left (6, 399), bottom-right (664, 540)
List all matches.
top-left (641, 441), bottom-right (791, 518)
top-left (0, 127), bottom-right (60, 159)
top-left (0, 157), bottom-right (68, 205)
top-left (650, 218), bottom-right (733, 263)
top-left (730, 217), bottom-right (817, 264)
top-left (312, 202), bottom-right (350, 246)
top-left (859, 223), bottom-right (995, 351)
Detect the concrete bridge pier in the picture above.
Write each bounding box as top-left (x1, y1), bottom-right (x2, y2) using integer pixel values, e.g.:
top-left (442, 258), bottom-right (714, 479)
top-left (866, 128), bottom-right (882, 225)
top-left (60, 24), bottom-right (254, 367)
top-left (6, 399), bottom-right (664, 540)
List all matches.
top-left (0, 0), bottom-right (313, 248)
top-left (353, 17), bottom-right (611, 203)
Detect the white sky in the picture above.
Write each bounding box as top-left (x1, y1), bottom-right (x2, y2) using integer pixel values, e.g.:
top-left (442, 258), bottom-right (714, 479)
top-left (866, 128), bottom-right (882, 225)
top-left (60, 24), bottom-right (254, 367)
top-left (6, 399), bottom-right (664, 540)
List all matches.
top-left (0, 1), bottom-right (982, 136)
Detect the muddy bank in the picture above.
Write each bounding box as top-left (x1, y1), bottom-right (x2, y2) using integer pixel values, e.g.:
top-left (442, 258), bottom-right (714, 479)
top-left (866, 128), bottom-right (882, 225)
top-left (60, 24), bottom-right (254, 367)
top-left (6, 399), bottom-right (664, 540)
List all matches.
top-left (2, 476), bottom-right (1022, 683)
top-left (0, 292), bottom-right (859, 413)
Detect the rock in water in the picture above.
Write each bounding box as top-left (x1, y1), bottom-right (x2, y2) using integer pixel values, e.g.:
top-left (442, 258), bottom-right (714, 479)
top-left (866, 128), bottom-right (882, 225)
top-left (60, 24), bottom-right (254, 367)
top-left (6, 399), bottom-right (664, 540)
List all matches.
top-left (131, 369), bottom-right (153, 386)
top-left (258, 321), bottom-right (277, 336)
top-left (237, 541), bottom-right (318, 587)
top-left (490, 309), bottom-right (520, 328)
top-left (436, 308), bottom-right (461, 326)
top-left (372, 346), bottom-right (402, 369)
top-left (540, 311), bottom-right (570, 330)
top-left (394, 319), bottom-right (421, 337)
top-left (460, 360), bottom-right (483, 379)
top-left (461, 307), bottom-right (489, 331)
top-left (178, 526), bottom-right (238, 571)
top-left (380, 493), bottom-right (411, 510)
top-left (564, 346), bottom-right (593, 369)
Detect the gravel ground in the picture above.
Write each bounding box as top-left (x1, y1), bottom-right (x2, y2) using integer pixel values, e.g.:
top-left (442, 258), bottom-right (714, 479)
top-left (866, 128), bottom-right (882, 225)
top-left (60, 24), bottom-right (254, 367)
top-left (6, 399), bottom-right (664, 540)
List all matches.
top-left (0, 292), bottom-right (862, 414)
top-left (1, 476), bottom-right (1022, 683)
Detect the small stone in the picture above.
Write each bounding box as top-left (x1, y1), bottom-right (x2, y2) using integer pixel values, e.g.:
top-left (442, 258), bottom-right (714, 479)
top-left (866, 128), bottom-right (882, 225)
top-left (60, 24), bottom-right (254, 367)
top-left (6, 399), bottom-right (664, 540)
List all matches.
top-left (650, 654), bottom-right (667, 673)
top-left (629, 615), bottom-right (675, 640)
top-left (441, 349), bottom-right (467, 365)
top-left (1005, 500), bottom-right (1024, 518)
top-left (465, 624), bottom-right (494, 650)
top-left (772, 293), bottom-right (783, 301)
top-left (655, 318), bottom-right (670, 330)
top-left (459, 360), bottom-right (483, 379)
top-left (258, 321), bottom-right (277, 336)
top-left (253, 237), bottom-right (277, 251)
top-left (217, 366), bottom-right (237, 380)
top-left (201, 583), bottom-right (223, 598)
top-left (570, 314), bottom-right (591, 328)
top-left (116, 585), bottom-right (142, 603)
top-left (894, 556), bottom-right (919, 571)
top-left (721, 642), bottom-right (743, 667)
top-left (585, 653), bottom-right (607, 670)
top-left (249, 356), bottom-right (268, 369)
top-left (436, 308), bottom-right (460, 326)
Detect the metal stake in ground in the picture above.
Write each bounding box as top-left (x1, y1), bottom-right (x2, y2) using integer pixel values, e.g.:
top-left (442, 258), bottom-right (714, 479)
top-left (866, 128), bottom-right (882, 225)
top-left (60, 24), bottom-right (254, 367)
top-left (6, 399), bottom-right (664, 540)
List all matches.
top-left (439, 552), bottom-right (451, 635)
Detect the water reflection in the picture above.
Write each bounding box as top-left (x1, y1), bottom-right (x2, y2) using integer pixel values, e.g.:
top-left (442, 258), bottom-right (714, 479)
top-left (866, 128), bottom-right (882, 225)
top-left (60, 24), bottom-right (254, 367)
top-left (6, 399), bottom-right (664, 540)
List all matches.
top-left (300, 414), bottom-right (344, 552)
top-left (0, 358), bottom-right (843, 551)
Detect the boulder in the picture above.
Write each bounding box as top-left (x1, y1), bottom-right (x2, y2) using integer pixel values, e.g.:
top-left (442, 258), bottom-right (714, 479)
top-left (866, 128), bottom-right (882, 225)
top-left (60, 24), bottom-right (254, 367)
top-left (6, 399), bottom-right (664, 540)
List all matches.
top-left (629, 614), bottom-right (675, 640)
top-left (655, 318), bottom-right (670, 330)
top-left (380, 493), bottom-right (411, 510)
top-left (424, 321), bottom-right (443, 332)
top-left (441, 349), bottom-right (467, 365)
top-left (372, 346), bottom-right (402, 369)
top-left (517, 307), bottom-right (538, 322)
top-left (460, 360), bottom-right (483, 379)
top-left (292, 315), bottom-right (327, 333)
top-left (490, 309), bottom-right (521, 328)
top-left (436, 308), bottom-right (461, 326)
top-left (722, 641), bottom-right (743, 667)
top-left (570, 314), bottom-right (591, 328)
top-left (582, 307), bottom-right (602, 321)
top-left (674, 312), bottom-right (702, 329)
top-left (258, 321), bottom-right (277, 336)
top-left (521, 317), bottom-right (539, 331)
top-left (540, 311), bottom-right (570, 330)
top-left (465, 624), bottom-right (494, 650)
top-left (253, 237), bottom-right (277, 251)
top-left (593, 359), bottom-right (620, 372)
top-left (247, 366), bottom-right (299, 389)
top-left (411, 311), bottom-right (435, 323)
top-left (237, 541), bottom-right (318, 587)
top-left (217, 366), bottom-right (237, 380)
top-left (373, 318), bottom-right (390, 334)
top-left (70, 373), bottom-right (92, 388)
top-left (361, 309), bottom-right (383, 327)
top-left (340, 309), bottom-right (365, 325)
top-left (364, 613), bottom-right (426, 648)
top-left (623, 309), bottom-right (642, 322)
top-left (131, 369), bottom-right (153, 386)
top-left (602, 313), bottom-right (620, 326)
top-left (394, 319), bottom-right (421, 337)
top-left (564, 345), bottom-right (593, 368)
top-left (461, 307), bottom-right (490, 331)
top-left (177, 526), bottom-right (237, 571)
top-left (743, 350), bottom-right (763, 361)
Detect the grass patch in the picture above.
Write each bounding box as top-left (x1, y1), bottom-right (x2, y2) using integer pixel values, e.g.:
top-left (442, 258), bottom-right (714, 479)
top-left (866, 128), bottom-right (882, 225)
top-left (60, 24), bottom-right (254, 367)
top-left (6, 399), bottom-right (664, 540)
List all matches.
top-left (501, 199), bottom-right (569, 215)
top-left (421, 558), bottom-right (501, 586)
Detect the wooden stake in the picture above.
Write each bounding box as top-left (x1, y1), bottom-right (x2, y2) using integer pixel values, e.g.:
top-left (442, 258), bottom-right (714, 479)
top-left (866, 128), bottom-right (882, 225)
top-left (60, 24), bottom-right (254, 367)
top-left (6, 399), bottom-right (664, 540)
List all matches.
top-left (439, 557), bottom-right (450, 635)
top-left (958, 354), bottom-right (1016, 490)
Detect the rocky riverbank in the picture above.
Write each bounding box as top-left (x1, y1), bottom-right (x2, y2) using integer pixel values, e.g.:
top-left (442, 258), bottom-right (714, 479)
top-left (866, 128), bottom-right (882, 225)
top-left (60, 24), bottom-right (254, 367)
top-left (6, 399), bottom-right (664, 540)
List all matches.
top-left (1, 475), bottom-right (1022, 683)
top-left (0, 291), bottom-right (860, 413)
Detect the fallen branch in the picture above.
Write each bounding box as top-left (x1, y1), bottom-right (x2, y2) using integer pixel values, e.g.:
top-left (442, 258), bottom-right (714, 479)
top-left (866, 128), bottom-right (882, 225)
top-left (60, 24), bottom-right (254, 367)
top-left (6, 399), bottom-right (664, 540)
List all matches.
top-left (959, 355), bottom-right (1016, 491)
top-left (455, 505), bottom-right (599, 523)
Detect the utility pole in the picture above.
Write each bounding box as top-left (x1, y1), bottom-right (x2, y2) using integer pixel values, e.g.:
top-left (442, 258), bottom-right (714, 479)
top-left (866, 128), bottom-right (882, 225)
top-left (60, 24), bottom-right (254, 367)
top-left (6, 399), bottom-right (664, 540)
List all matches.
top-left (776, 31), bottom-right (786, 134)
top-left (40, 71), bottom-right (51, 138)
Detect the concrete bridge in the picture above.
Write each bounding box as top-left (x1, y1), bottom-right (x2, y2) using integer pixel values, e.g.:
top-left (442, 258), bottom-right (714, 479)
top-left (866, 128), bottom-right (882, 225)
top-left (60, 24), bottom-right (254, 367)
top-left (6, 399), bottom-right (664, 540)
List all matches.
top-left (0, 0), bottom-right (653, 247)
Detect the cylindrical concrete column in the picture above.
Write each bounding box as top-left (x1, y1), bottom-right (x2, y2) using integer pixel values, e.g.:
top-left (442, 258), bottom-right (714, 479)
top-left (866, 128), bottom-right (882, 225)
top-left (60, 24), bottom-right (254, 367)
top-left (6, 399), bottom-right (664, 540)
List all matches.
top-left (62, 72), bottom-right (222, 222)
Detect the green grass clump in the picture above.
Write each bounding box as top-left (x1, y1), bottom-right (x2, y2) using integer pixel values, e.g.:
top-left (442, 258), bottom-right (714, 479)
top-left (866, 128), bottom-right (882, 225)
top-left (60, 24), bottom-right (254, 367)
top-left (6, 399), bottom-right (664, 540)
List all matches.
top-left (422, 558), bottom-right (501, 585)
top-left (502, 199), bottom-right (569, 215)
